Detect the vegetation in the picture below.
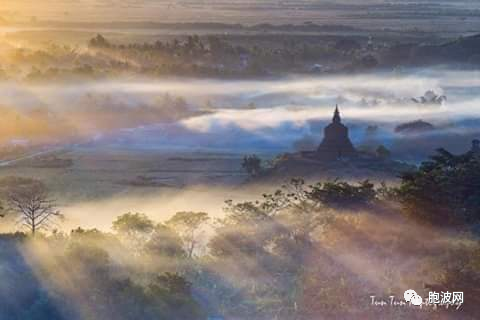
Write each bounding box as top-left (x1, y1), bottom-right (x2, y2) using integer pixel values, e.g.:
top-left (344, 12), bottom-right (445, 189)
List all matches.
top-left (396, 148), bottom-right (480, 226)
top-left (1, 147), bottom-right (480, 319)
top-left (242, 154), bottom-right (263, 177)
top-left (2, 29), bottom-right (479, 83)
top-left (166, 211), bottom-right (210, 258)
top-left (112, 212), bottom-right (155, 250)
top-left (308, 179), bottom-right (376, 209)
top-left (8, 182), bottom-right (61, 235)
top-left (0, 32), bottom-right (388, 82)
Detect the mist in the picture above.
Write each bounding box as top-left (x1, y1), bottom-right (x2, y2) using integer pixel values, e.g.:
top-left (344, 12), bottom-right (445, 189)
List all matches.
top-left (1, 68), bottom-right (479, 158)
top-left (2, 2), bottom-right (480, 319)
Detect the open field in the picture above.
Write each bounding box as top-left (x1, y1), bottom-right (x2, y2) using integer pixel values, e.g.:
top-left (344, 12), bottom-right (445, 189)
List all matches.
top-left (0, 147), bottom-right (254, 230)
top-left (0, 1), bottom-right (479, 35)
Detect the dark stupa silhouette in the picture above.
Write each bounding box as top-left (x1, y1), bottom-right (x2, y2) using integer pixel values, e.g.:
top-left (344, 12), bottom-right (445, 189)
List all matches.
top-left (316, 105), bottom-right (357, 160)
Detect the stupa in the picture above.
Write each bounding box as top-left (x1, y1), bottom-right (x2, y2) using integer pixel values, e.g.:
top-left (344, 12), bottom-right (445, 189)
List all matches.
top-left (316, 105), bottom-right (357, 160)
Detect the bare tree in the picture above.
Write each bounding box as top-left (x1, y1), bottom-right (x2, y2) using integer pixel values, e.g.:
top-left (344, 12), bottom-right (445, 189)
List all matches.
top-left (8, 184), bottom-right (61, 235)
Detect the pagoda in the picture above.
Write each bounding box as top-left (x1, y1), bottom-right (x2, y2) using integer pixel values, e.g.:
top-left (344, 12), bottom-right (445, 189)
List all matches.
top-left (316, 105), bottom-right (357, 160)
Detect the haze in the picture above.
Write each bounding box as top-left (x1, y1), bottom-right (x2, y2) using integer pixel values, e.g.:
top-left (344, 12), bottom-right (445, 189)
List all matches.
top-left (1, 0), bottom-right (480, 32)
top-left (0, 2), bottom-right (480, 319)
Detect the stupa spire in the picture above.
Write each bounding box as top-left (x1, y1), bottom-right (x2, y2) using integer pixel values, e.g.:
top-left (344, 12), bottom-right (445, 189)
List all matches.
top-left (333, 104), bottom-right (341, 123)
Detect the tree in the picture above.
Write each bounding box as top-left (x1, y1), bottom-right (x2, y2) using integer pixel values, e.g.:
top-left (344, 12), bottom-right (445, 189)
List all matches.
top-left (112, 212), bottom-right (155, 250)
top-left (146, 273), bottom-right (206, 320)
top-left (8, 183), bottom-right (61, 235)
top-left (166, 211), bottom-right (210, 258)
top-left (145, 223), bottom-right (185, 258)
top-left (208, 178), bottom-right (333, 317)
top-left (396, 148), bottom-right (480, 225)
top-left (308, 180), bottom-right (376, 209)
top-left (88, 34), bottom-right (111, 48)
top-left (242, 155), bottom-right (262, 177)
top-left (66, 241), bottom-right (111, 274)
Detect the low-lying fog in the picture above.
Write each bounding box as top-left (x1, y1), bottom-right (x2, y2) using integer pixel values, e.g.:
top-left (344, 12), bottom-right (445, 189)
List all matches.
top-left (1, 68), bottom-right (480, 231)
top-left (1, 68), bottom-right (480, 159)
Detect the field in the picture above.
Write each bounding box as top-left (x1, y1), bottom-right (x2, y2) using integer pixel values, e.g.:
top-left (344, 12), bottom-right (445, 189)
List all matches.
top-left (1, 0), bottom-right (480, 34)
top-left (0, 146), bottom-right (258, 231)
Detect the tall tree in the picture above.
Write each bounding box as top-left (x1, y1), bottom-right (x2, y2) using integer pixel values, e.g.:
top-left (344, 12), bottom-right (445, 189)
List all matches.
top-left (166, 211), bottom-right (210, 258)
top-left (112, 212), bottom-right (155, 250)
